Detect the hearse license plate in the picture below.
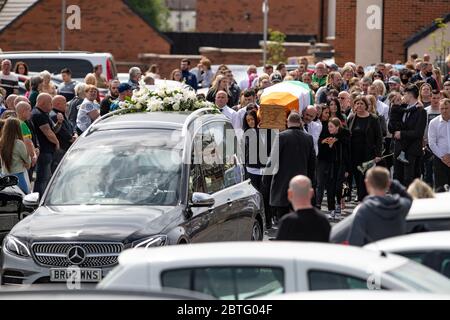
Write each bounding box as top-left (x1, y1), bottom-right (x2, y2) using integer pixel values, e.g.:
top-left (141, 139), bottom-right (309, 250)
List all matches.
top-left (50, 268), bottom-right (102, 282)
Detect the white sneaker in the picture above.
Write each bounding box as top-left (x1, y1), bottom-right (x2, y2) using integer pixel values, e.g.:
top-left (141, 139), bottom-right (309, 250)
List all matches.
top-left (328, 210), bottom-right (335, 221)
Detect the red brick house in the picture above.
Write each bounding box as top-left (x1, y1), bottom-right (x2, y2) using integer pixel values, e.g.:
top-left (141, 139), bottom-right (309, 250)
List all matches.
top-left (0, 0), bottom-right (172, 62)
top-left (197, 0), bottom-right (449, 66)
top-left (335, 0), bottom-right (450, 65)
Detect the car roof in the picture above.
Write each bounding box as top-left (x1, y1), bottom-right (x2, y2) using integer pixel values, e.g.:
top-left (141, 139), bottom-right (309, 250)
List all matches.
top-left (407, 193), bottom-right (450, 220)
top-left (364, 231), bottom-right (450, 252)
top-left (119, 242), bottom-right (407, 273)
top-left (253, 290), bottom-right (450, 300)
top-left (89, 110), bottom-right (227, 133)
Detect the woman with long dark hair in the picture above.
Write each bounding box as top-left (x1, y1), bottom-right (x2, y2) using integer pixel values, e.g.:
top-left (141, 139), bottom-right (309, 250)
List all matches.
top-left (243, 110), bottom-right (263, 191)
top-left (14, 61), bottom-right (29, 76)
top-left (316, 116), bottom-right (351, 220)
top-left (316, 105), bottom-right (331, 209)
top-left (0, 117), bottom-right (31, 193)
top-left (29, 76), bottom-right (43, 108)
top-left (328, 97), bottom-right (347, 126)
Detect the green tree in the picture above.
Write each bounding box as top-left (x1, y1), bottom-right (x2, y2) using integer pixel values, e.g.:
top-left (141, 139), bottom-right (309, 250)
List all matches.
top-left (127, 0), bottom-right (170, 31)
top-left (267, 29), bottom-right (287, 65)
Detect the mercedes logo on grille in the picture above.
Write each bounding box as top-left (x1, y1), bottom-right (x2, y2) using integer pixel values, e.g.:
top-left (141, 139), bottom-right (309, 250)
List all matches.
top-left (67, 246), bottom-right (86, 265)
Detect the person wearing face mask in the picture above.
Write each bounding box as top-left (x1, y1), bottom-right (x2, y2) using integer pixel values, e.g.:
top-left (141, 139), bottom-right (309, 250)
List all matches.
top-left (399, 68), bottom-right (413, 87)
top-left (410, 62), bottom-right (438, 90)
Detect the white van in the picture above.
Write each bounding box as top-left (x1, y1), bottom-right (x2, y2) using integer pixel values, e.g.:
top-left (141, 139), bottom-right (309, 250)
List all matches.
top-left (0, 51), bottom-right (118, 82)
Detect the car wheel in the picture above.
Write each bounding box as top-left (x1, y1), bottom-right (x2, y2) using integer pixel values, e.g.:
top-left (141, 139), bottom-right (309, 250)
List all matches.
top-left (251, 220), bottom-right (263, 241)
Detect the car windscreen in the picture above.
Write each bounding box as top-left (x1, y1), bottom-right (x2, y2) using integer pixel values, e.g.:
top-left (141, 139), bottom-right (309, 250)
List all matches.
top-left (45, 130), bottom-right (182, 206)
top-left (386, 261), bottom-right (450, 293)
top-left (7, 58), bottom-right (93, 79)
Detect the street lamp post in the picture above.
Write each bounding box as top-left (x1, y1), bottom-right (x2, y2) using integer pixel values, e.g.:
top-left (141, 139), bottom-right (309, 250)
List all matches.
top-left (262, 0), bottom-right (269, 66)
top-left (61, 0), bottom-right (66, 51)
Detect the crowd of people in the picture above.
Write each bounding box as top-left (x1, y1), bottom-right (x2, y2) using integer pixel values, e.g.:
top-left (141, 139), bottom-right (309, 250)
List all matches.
top-left (0, 52), bottom-right (449, 246)
top-left (196, 54), bottom-right (450, 232)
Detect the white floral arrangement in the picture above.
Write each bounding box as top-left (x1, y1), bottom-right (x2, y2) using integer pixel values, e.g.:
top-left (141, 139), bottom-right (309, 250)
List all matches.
top-left (117, 81), bottom-right (217, 112)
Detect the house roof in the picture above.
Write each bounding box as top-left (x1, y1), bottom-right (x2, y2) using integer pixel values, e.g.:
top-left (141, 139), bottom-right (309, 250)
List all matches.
top-left (0, 0), bottom-right (40, 32)
top-left (404, 13), bottom-right (450, 48)
top-left (122, 0), bottom-right (173, 45)
top-left (0, 0), bottom-right (172, 46)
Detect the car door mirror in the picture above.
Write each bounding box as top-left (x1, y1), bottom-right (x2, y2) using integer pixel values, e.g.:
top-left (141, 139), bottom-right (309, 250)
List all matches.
top-left (23, 193), bottom-right (40, 209)
top-left (0, 175), bottom-right (18, 191)
top-left (191, 192), bottom-right (215, 208)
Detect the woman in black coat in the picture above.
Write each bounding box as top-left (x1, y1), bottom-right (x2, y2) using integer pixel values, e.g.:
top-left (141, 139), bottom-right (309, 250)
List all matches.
top-left (347, 95), bottom-right (383, 201)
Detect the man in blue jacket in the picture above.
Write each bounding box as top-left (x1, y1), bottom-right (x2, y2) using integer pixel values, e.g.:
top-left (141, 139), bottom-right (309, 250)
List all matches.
top-left (181, 59), bottom-right (198, 91)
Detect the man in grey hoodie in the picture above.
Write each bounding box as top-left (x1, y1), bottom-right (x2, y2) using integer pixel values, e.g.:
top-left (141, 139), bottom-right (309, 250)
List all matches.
top-left (348, 166), bottom-right (412, 246)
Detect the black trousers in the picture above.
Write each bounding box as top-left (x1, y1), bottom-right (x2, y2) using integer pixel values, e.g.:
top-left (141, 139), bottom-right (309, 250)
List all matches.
top-left (434, 158), bottom-right (450, 192)
top-left (350, 161), bottom-right (367, 202)
top-left (393, 155), bottom-right (418, 187)
top-left (316, 160), bottom-right (345, 211)
top-left (261, 175), bottom-right (274, 228)
top-left (274, 206), bottom-right (292, 220)
top-left (381, 138), bottom-right (393, 170)
top-left (247, 172), bottom-right (262, 193)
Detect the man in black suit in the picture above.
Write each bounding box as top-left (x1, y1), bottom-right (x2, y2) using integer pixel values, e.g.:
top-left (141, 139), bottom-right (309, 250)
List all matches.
top-left (276, 175), bottom-right (330, 242)
top-left (269, 112), bottom-right (316, 220)
top-left (392, 84), bottom-right (427, 187)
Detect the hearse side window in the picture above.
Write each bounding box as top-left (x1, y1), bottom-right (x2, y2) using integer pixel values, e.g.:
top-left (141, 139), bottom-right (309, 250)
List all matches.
top-left (201, 122), bottom-right (225, 194)
top-left (223, 122), bottom-right (243, 188)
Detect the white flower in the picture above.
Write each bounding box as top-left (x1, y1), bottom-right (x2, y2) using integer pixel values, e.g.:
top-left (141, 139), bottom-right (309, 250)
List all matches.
top-left (137, 96), bottom-right (147, 105)
top-left (135, 103), bottom-right (143, 110)
top-left (118, 101), bottom-right (128, 109)
top-left (172, 103), bottom-right (180, 111)
top-left (150, 104), bottom-right (159, 112)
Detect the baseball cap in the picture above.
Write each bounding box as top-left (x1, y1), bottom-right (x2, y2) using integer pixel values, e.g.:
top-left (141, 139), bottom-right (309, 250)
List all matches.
top-left (388, 76), bottom-right (401, 85)
top-left (327, 63), bottom-right (339, 71)
top-left (270, 72), bottom-right (283, 84)
top-left (118, 83), bottom-right (133, 93)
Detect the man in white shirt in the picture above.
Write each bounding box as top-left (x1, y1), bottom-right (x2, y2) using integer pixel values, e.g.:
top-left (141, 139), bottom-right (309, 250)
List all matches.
top-left (0, 59), bottom-right (19, 97)
top-left (215, 90), bottom-right (242, 131)
top-left (428, 98), bottom-right (450, 191)
top-left (368, 85), bottom-right (389, 125)
top-left (302, 105), bottom-right (322, 156)
top-left (423, 90), bottom-right (443, 186)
